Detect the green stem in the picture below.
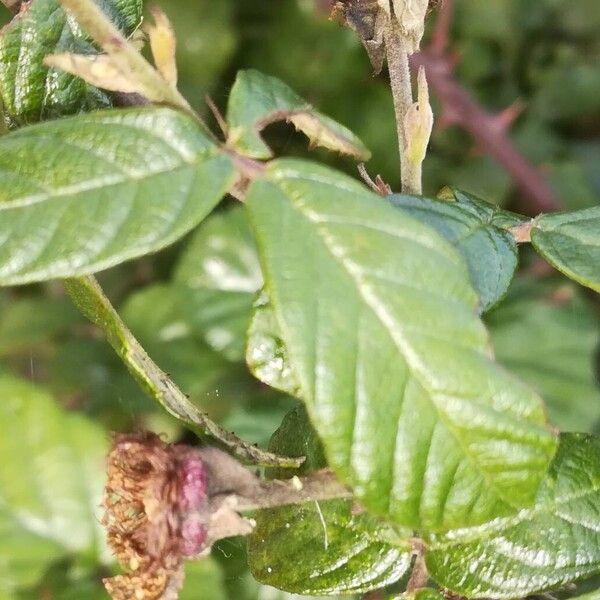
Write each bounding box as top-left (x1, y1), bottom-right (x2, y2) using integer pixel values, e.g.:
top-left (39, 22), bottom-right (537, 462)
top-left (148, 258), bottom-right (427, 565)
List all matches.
top-left (65, 275), bottom-right (303, 469)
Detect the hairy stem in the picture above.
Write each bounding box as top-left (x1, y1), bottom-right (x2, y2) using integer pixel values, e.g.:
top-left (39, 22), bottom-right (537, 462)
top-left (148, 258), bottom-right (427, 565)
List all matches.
top-left (384, 19), bottom-right (422, 195)
top-left (236, 469), bottom-right (352, 512)
top-left (64, 276), bottom-right (303, 469)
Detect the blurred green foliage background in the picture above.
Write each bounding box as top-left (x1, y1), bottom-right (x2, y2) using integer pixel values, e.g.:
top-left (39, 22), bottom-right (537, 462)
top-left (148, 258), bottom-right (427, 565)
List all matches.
top-left (0, 0), bottom-right (599, 598)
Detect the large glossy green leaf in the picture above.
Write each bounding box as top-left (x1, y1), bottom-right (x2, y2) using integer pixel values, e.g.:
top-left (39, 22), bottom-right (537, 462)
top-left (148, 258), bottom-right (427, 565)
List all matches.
top-left (175, 206), bottom-right (263, 362)
top-left (226, 69), bottom-right (370, 161)
top-left (426, 433), bottom-right (600, 598)
top-left (388, 192), bottom-right (519, 311)
top-left (488, 277), bottom-right (600, 432)
top-left (0, 0), bottom-right (142, 124)
top-left (249, 405), bottom-right (412, 595)
top-left (246, 159), bottom-right (556, 532)
top-left (531, 207), bottom-right (600, 293)
top-left (0, 107), bottom-right (235, 286)
top-left (0, 375), bottom-right (108, 596)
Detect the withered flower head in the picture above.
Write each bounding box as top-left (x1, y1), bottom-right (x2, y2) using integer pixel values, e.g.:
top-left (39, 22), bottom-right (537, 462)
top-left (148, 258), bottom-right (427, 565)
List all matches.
top-left (102, 432), bottom-right (256, 600)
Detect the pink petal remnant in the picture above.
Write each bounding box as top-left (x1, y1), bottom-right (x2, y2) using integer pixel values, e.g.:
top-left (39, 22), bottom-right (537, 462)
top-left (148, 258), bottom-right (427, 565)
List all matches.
top-left (180, 513), bottom-right (207, 557)
top-left (179, 455), bottom-right (208, 511)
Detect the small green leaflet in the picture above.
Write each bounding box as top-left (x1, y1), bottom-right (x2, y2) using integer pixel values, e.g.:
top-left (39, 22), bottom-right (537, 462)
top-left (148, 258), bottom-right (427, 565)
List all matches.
top-left (426, 433), bottom-right (600, 598)
top-left (248, 405), bottom-right (412, 595)
top-left (226, 69), bottom-right (371, 161)
top-left (0, 107), bottom-right (235, 286)
top-left (0, 0), bottom-right (143, 124)
top-left (388, 191), bottom-right (519, 311)
top-left (175, 206), bottom-right (263, 362)
top-left (246, 158), bottom-right (556, 532)
top-left (0, 375), bottom-right (108, 596)
top-left (531, 206), bottom-right (600, 293)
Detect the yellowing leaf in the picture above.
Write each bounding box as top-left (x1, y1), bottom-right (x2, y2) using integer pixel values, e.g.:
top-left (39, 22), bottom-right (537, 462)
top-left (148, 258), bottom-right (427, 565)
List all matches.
top-left (144, 6), bottom-right (178, 86)
top-left (44, 53), bottom-right (143, 94)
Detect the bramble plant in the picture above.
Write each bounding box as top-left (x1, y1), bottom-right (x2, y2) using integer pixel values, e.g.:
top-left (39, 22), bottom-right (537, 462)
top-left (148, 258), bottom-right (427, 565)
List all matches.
top-left (0, 0), bottom-right (599, 599)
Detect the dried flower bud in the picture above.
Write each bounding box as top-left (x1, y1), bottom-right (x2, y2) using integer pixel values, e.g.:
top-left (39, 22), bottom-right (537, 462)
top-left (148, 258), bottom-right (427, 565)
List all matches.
top-left (391, 0), bottom-right (429, 53)
top-left (102, 433), bottom-right (257, 600)
top-left (331, 0), bottom-right (387, 72)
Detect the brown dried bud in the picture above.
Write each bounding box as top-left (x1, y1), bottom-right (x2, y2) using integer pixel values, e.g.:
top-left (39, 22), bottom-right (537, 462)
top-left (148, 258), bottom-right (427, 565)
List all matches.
top-left (102, 433), bottom-right (258, 600)
top-left (102, 433), bottom-right (210, 599)
top-left (331, 0), bottom-right (387, 73)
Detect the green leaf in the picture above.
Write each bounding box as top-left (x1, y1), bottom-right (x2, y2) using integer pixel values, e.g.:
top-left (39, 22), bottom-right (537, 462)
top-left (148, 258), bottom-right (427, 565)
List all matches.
top-left (226, 69), bottom-right (370, 161)
top-left (388, 192), bottom-right (519, 311)
top-left (531, 207), bottom-right (600, 293)
top-left (487, 277), bottom-right (600, 432)
top-left (250, 501), bottom-right (412, 596)
top-left (0, 0), bottom-right (142, 124)
top-left (246, 159), bottom-right (556, 532)
top-left (65, 275), bottom-right (302, 468)
top-left (248, 405), bottom-right (412, 595)
top-left (246, 290), bottom-right (301, 398)
top-left (175, 206), bottom-right (263, 362)
top-left (0, 107), bottom-right (235, 286)
top-left (426, 433), bottom-right (600, 598)
top-left (0, 375), bottom-right (108, 596)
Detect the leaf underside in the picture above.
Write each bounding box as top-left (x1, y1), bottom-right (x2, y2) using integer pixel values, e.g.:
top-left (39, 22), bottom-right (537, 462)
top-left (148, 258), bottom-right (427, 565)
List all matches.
top-left (226, 69), bottom-right (371, 161)
top-left (175, 206), bottom-right (263, 362)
